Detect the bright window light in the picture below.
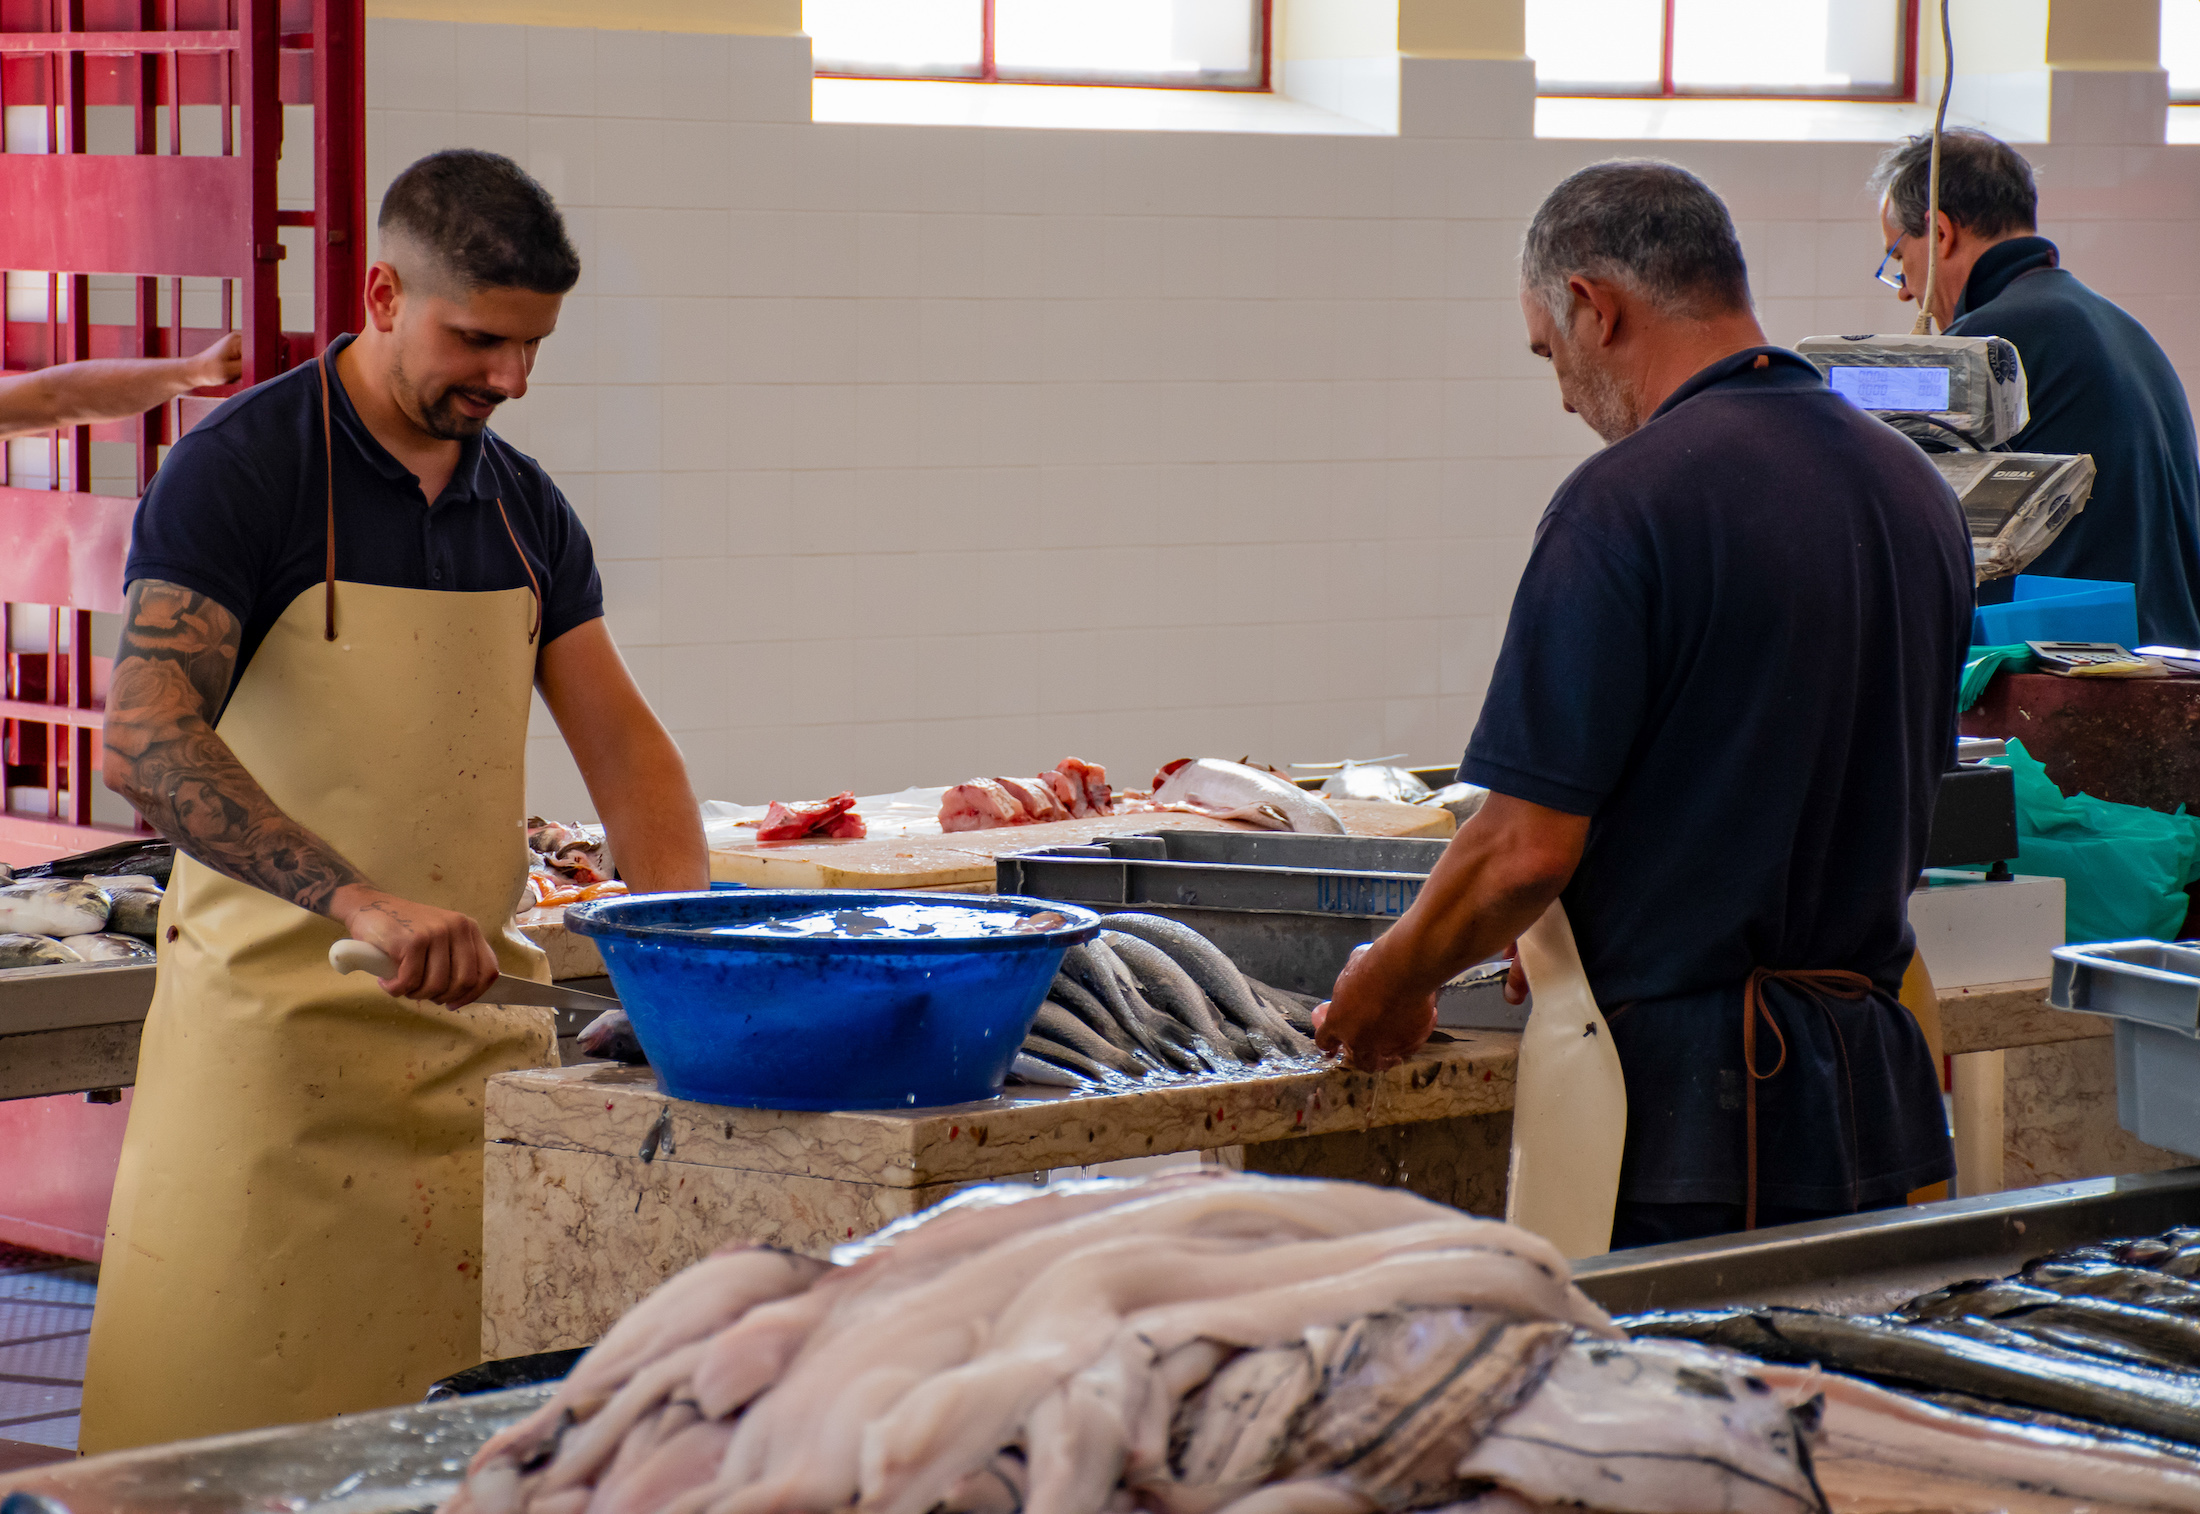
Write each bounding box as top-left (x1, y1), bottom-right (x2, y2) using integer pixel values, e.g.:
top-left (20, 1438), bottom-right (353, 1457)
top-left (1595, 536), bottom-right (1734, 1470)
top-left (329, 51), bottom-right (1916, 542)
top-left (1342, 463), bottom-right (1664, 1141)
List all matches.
top-left (2169, 0), bottom-right (2200, 101)
top-left (1527, 0), bottom-right (1663, 91)
top-left (804, 0), bottom-right (1265, 88)
top-left (1532, 0), bottom-right (1910, 97)
top-left (995, 0), bottom-right (1255, 82)
top-left (807, 0), bottom-right (983, 79)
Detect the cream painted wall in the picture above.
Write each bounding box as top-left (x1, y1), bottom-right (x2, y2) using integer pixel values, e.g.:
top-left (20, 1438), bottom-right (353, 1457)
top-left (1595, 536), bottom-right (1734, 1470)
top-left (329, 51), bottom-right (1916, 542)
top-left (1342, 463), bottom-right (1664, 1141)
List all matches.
top-left (358, 21), bottom-right (2200, 817)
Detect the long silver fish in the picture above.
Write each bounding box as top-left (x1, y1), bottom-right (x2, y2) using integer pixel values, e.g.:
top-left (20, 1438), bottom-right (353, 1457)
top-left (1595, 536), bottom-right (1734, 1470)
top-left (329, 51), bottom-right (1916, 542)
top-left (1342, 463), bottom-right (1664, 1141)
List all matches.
top-left (1103, 930), bottom-right (1253, 1064)
top-left (1100, 914), bottom-right (1312, 1056)
top-left (1030, 1002), bottom-right (1146, 1079)
top-left (0, 879), bottom-right (109, 938)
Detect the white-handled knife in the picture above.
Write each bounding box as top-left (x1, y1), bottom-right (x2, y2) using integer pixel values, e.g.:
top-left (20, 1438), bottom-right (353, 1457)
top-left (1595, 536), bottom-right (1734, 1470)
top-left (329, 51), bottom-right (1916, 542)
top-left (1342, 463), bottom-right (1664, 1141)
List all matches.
top-left (329, 939), bottom-right (619, 1012)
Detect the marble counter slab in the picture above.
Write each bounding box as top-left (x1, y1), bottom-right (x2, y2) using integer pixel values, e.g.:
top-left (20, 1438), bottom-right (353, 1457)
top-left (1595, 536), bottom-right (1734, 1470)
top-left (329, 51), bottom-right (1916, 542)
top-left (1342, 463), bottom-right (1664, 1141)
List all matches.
top-left (487, 1029), bottom-right (1520, 1189)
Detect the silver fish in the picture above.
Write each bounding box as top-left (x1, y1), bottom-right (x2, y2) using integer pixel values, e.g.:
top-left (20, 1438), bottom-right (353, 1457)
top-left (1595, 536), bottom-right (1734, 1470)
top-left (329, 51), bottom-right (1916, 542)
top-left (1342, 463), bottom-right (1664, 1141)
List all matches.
top-left (1104, 930), bottom-right (1255, 1064)
top-left (61, 932), bottom-right (154, 961)
top-left (1030, 1002), bottom-right (1146, 1079)
top-left (0, 878), bottom-right (108, 938)
top-left (1065, 942), bottom-right (1203, 1074)
top-left (1008, 1054), bottom-right (1084, 1088)
top-left (106, 888), bottom-right (163, 940)
top-left (1100, 914), bottom-right (1312, 1056)
top-left (1021, 1033), bottom-right (1117, 1085)
top-left (0, 933), bottom-right (81, 968)
top-left (1049, 974), bottom-right (1149, 1065)
top-left (1316, 762), bottom-right (1431, 805)
top-left (87, 873), bottom-right (160, 892)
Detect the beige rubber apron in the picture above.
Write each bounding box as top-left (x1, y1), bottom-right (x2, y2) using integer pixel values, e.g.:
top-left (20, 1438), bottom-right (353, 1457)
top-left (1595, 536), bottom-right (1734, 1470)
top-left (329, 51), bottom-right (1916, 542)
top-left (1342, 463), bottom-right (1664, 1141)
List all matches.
top-left (82, 415), bottom-right (556, 1452)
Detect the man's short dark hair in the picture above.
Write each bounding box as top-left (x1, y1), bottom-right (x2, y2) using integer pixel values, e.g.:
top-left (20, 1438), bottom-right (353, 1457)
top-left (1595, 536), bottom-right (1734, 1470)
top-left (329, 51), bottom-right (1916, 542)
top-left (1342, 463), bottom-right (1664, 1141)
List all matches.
top-left (1520, 159), bottom-right (1751, 322)
top-left (378, 149), bottom-right (581, 296)
top-left (1869, 129), bottom-right (2037, 240)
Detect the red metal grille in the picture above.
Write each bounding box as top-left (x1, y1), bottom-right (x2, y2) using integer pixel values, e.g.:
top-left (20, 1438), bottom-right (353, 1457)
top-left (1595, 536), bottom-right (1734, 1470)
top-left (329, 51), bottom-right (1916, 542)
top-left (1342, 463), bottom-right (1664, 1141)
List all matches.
top-left (0, 0), bottom-right (360, 860)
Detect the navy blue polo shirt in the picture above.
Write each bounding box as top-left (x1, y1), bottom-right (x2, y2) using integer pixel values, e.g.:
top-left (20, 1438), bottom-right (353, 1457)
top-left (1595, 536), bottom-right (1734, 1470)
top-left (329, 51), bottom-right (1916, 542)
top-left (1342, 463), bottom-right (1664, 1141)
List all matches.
top-left (127, 333), bottom-right (603, 700)
top-left (1950, 237), bottom-right (2200, 648)
top-left (1461, 347), bottom-right (1969, 1209)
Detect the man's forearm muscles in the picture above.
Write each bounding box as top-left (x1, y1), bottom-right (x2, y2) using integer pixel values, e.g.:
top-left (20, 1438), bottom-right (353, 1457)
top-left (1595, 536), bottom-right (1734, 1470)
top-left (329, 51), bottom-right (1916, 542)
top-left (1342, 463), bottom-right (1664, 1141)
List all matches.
top-left (104, 580), bottom-right (369, 915)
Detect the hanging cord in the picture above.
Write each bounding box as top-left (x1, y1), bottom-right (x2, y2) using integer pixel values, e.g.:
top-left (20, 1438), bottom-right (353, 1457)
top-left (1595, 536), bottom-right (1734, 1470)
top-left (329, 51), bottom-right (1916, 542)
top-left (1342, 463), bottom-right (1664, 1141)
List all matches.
top-left (318, 351), bottom-right (338, 640)
top-left (495, 496), bottom-right (543, 645)
top-left (1912, 0), bottom-right (1955, 336)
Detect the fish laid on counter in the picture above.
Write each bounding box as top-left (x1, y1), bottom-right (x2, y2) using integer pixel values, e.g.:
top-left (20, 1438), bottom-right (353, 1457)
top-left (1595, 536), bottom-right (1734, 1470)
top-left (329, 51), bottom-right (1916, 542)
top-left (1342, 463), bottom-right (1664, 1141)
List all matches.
top-left (61, 932), bottom-right (155, 961)
top-left (754, 792), bottom-right (866, 842)
top-left (1625, 1222), bottom-right (2200, 1467)
top-left (103, 887), bottom-right (163, 940)
top-left (1010, 913), bottom-right (1320, 1087)
top-left (1121, 759), bottom-right (1347, 835)
top-left (442, 1173), bottom-right (2200, 1514)
top-left (0, 878), bottom-right (109, 938)
top-left (0, 933), bottom-right (79, 967)
top-left (939, 758), bottom-right (1114, 833)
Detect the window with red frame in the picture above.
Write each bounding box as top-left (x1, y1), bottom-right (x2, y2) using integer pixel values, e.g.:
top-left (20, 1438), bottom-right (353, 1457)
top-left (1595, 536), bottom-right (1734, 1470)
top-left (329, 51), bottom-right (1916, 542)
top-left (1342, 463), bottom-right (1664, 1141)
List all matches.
top-left (1530, 0), bottom-right (1918, 100)
top-left (804, 0), bottom-right (1269, 90)
top-left (2169, 0), bottom-right (2200, 102)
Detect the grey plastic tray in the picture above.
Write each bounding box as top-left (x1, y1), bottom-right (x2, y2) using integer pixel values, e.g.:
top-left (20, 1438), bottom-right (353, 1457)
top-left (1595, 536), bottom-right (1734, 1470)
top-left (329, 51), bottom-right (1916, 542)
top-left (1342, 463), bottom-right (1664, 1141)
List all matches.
top-left (2048, 940), bottom-right (2200, 1157)
top-left (2049, 939), bottom-right (2200, 1033)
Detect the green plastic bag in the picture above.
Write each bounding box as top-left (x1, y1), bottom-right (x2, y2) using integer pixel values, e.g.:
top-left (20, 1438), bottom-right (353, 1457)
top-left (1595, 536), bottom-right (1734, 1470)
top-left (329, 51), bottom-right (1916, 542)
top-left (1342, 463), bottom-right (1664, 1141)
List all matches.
top-left (1960, 643), bottom-right (2033, 711)
top-left (1983, 739), bottom-right (2200, 943)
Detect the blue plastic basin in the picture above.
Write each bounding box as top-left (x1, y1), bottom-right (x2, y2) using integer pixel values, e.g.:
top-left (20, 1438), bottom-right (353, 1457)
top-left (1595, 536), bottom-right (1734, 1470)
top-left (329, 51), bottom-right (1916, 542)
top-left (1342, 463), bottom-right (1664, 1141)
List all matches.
top-left (564, 891), bottom-right (1100, 1110)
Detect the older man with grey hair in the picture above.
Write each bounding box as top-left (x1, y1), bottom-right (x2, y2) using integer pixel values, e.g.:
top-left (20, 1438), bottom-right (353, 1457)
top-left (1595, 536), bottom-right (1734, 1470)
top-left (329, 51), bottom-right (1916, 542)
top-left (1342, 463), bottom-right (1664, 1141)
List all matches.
top-left (1317, 159), bottom-right (1970, 1249)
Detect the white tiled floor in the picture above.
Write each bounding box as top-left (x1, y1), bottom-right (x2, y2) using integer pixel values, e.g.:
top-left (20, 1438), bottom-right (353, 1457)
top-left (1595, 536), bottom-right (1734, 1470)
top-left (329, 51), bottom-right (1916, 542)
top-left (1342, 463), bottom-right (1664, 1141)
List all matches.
top-left (0, 1244), bottom-right (93, 1459)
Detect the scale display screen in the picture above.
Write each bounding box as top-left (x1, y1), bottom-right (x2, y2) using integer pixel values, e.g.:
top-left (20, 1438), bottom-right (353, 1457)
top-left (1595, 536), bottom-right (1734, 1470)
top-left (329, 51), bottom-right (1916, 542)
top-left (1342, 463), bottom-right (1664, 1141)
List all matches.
top-left (1827, 364), bottom-right (1951, 411)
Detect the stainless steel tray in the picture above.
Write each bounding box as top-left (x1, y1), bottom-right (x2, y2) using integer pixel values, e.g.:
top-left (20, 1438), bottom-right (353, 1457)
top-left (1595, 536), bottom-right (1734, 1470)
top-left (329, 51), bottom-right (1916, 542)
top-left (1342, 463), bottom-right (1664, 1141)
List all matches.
top-left (0, 1385), bottom-right (550, 1514)
top-left (1573, 1165), bottom-right (2200, 1317)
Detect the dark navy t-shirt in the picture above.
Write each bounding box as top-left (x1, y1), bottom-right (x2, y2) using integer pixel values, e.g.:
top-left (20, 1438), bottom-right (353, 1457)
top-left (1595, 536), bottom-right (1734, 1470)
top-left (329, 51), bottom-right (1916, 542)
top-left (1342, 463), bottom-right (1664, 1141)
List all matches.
top-left (126, 333), bottom-right (604, 700)
top-left (1950, 237), bottom-right (2200, 648)
top-left (1461, 348), bottom-right (1969, 1208)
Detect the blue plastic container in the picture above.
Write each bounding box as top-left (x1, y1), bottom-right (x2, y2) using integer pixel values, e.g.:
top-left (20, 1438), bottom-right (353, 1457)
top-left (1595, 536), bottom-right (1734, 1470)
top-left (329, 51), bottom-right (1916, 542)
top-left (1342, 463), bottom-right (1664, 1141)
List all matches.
top-left (564, 891), bottom-right (1099, 1110)
top-left (1972, 574), bottom-right (2138, 648)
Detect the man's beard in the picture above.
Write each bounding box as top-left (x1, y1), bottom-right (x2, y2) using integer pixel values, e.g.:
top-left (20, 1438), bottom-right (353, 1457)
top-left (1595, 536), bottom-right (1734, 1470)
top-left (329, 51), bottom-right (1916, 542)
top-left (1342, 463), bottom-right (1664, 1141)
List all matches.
top-left (393, 354), bottom-right (502, 441)
top-left (1565, 358), bottom-right (1644, 445)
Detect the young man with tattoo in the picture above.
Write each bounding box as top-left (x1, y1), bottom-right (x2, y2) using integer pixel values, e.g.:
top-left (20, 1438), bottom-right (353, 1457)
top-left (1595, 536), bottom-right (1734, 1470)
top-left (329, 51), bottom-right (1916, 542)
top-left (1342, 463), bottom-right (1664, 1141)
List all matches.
top-left (82, 150), bottom-right (708, 1450)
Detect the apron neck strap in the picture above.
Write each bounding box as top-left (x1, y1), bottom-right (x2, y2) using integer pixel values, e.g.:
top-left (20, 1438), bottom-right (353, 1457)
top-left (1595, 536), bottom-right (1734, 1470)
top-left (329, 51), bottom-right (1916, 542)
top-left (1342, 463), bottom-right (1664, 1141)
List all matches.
top-left (318, 350), bottom-right (337, 641)
top-left (318, 345), bottom-right (542, 649)
top-left (494, 496), bottom-right (542, 646)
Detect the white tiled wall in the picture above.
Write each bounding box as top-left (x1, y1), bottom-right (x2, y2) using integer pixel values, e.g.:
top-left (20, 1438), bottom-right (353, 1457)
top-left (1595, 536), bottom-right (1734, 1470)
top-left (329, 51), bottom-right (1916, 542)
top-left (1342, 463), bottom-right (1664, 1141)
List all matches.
top-left (364, 22), bottom-right (2200, 817)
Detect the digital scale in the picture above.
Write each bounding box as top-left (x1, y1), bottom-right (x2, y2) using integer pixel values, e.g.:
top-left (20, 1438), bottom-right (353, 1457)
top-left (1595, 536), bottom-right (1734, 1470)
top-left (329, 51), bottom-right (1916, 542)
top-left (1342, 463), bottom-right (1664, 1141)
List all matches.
top-left (1797, 333), bottom-right (2096, 580)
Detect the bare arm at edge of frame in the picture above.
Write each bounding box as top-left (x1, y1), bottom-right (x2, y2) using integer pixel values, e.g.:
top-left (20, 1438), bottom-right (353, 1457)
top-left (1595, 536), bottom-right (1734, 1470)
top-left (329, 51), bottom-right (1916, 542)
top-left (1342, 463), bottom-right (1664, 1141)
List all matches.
top-left (0, 333), bottom-right (242, 441)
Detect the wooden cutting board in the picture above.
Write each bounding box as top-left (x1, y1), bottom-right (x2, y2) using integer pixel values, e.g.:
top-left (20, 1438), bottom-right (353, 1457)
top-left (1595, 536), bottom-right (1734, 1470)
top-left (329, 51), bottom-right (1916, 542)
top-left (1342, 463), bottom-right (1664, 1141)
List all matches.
top-left (708, 799), bottom-right (1453, 890)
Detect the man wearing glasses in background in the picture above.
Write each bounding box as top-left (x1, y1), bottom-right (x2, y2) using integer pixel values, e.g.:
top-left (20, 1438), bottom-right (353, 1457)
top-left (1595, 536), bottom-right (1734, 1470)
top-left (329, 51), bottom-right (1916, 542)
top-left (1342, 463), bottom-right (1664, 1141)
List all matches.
top-left (1871, 129), bottom-right (2200, 648)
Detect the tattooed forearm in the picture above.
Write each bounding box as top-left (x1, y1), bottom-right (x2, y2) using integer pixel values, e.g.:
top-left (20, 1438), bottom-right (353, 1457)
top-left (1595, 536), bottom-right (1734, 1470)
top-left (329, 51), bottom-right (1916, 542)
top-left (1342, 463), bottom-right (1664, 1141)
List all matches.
top-left (104, 579), bottom-right (371, 916)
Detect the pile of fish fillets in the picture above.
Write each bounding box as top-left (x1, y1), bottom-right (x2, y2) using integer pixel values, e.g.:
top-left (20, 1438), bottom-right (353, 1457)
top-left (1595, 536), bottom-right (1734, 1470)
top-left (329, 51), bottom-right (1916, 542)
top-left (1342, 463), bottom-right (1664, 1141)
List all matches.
top-left (1010, 914), bottom-right (1323, 1088)
top-left (0, 868), bottom-right (162, 968)
top-left (1628, 1225), bottom-right (2200, 1461)
top-left (444, 1174), bottom-right (2200, 1514)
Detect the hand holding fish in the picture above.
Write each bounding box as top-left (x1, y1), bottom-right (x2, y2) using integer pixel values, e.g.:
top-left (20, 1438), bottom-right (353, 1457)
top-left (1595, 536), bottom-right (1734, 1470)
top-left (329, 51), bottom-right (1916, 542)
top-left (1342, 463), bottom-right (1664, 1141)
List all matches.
top-left (1313, 941), bottom-right (1439, 1072)
top-left (334, 885), bottom-right (501, 1008)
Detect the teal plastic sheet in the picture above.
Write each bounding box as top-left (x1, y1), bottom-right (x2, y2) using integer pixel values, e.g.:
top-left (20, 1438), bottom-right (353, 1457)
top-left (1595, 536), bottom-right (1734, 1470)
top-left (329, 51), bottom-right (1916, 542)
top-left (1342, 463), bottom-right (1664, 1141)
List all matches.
top-left (1984, 739), bottom-right (2200, 943)
top-left (1960, 643), bottom-right (2034, 711)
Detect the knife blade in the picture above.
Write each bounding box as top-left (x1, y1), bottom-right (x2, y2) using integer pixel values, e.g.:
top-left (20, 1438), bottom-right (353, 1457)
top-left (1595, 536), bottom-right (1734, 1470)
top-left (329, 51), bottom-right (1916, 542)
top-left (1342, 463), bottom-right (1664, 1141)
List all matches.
top-left (329, 939), bottom-right (620, 1012)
